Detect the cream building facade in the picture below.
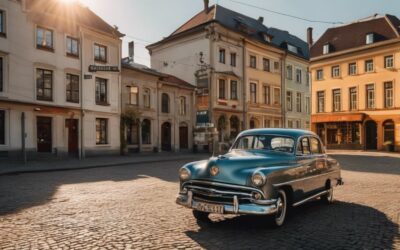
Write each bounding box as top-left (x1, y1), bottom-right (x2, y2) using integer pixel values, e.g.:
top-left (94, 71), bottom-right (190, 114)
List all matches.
top-left (0, 0), bottom-right (123, 159)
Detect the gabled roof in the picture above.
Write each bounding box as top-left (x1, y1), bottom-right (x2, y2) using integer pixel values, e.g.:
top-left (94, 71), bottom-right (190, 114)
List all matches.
top-left (149, 4), bottom-right (309, 59)
top-left (160, 74), bottom-right (195, 89)
top-left (311, 14), bottom-right (400, 58)
top-left (25, 0), bottom-right (124, 38)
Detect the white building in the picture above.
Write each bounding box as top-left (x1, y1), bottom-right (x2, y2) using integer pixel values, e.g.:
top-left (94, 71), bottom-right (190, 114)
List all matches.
top-left (0, 0), bottom-right (123, 159)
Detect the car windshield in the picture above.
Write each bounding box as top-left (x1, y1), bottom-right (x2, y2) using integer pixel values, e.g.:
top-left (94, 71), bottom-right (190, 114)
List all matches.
top-left (232, 135), bottom-right (295, 153)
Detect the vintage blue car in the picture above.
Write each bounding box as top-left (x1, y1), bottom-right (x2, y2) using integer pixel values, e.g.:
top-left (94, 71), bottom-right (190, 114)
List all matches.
top-left (176, 129), bottom-right (343, 227)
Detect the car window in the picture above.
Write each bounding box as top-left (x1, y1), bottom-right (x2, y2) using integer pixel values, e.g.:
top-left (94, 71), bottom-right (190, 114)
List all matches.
top-left (233, 135), bottom-right (294, 153)
top-left (310, 137), bottom-right (322, 154)
top-left (298, 137), bottom-right (311, 155)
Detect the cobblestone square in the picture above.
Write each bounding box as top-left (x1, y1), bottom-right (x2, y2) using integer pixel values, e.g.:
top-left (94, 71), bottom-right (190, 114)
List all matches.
top-left (0, 152), bottom-right (399, 249)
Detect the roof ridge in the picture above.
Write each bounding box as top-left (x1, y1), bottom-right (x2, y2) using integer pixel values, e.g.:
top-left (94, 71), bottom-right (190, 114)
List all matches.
top-left (169, 5), bottom-right (216, 36)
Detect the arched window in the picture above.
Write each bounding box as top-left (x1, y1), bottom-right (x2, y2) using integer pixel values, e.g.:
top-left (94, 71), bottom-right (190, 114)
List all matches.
top-left (230, 116), bottom-right (240, 139)
top-left (141, 119), bottom-right (151, 144)
top-left (161, 93), bottom-right (169, 113)
top-left (143, 88), bottom-right (151, 108)
top-left (250, 118), bottom-right (256, 129)
top-left (179, 96), bottom-right (186, 116)
top-left (217, 115), bottom-right (227, 142)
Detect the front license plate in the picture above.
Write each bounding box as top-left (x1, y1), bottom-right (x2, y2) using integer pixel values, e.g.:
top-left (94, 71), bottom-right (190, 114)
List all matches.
top-left (194, 202), bottom-right (224, 214)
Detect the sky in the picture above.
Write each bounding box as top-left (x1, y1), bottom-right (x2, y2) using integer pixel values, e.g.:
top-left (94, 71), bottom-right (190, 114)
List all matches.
top-left (79, 0), bottom-right (400, 66)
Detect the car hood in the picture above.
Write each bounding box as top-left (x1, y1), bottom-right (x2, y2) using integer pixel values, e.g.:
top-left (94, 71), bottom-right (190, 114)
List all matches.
top-left (186, 150), bottom-right (294, 186)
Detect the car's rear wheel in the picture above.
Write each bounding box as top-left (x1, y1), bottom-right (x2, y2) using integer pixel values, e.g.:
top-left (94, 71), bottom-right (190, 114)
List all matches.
top-left (192, 210), bottom-right (211, 223)
top-left (271, 189), bottom-right (287, 227)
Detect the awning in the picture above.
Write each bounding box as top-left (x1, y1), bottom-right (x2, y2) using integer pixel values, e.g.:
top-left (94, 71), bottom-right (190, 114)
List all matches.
top-left (312, 113), bottom-right (365, 123)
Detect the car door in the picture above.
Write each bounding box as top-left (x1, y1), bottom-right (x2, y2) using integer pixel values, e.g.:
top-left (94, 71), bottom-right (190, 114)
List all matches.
top-left (309, 136), bottom-right (328, 192)
top-left (294, 136), bottom-right (316, 201)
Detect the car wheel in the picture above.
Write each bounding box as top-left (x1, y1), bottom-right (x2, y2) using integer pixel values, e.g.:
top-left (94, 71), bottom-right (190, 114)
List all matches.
top-left (321, 186), bottom-right (334, 204)
top-left (192, 210), bottom-right (211, 223)
top-left (271, 189), bottom-right (287, 227)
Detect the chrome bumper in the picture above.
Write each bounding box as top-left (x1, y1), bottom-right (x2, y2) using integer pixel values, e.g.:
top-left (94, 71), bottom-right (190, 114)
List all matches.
top-left (176, 191), bottom-right (279, 215)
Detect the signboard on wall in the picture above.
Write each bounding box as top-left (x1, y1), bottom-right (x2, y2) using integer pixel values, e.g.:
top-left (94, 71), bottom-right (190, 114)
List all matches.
top-left (88, 65), bottom-right (119, 72)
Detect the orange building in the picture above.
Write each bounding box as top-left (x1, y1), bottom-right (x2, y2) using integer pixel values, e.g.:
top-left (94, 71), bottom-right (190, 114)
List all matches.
top-left (310, 14), bottom-right (400, 152)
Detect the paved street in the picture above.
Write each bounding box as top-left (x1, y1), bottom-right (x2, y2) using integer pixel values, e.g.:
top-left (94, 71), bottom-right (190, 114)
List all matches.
top-left (0, 152), bottom-right (399, 250)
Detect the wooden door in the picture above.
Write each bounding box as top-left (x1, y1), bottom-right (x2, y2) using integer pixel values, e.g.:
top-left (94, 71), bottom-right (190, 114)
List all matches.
top-left (179, 126), bottom-right (188, 149)
top-left (161, 122), bottom-right (171, 151)
top-left (365, 120), bottom-right (377, 150)
top-left (66, 119), bottom-right (79, 155)
top-left (37, 117), bottom-right (52, 153)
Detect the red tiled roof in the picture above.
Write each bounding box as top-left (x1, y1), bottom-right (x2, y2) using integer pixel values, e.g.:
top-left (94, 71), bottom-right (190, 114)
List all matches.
top-left (26, 0), bottom-right (124, 38)
top-left (311, 14), bottom-right (400, 58)
top-left (170, 6), bottom-right (216, 36)
top-left (160, 74), bottom-right (195, 89)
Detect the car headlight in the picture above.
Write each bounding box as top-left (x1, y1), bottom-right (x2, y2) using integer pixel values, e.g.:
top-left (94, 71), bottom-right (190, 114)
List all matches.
top-left (179, 168), bottom-right (191, 181)
top-left (251, 172), bottom-right (266, 187)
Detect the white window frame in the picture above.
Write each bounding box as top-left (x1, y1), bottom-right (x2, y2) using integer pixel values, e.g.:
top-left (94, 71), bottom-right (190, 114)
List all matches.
top-left (384, 55), bottom-right (394, 69)
top-left (332, 66), bottom-right (340, 78)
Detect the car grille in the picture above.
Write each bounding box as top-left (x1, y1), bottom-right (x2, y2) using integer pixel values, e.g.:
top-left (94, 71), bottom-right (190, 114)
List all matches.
top-left (182, 180), bottom-right (264, 205)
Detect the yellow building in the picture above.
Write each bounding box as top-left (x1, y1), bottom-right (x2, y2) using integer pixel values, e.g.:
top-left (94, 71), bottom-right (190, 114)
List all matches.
top-left (310, 14), bottom-right (400, 152)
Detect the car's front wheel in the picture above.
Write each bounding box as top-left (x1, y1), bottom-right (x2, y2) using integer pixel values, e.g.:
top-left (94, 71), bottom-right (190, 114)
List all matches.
top-left (271, 189), bottom-right (287, 227)
top-left (192, 210), bottom-right (211, 223)
top-left (321, 186), bottom-right (334, 204)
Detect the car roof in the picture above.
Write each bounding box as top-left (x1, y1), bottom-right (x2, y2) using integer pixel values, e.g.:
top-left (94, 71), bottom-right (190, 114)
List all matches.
top-left (238, 128), bottom-right (317, 139)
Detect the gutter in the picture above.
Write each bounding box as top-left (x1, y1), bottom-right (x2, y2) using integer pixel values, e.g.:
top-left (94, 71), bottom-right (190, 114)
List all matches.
top-left (242, 38), bottom-right (247, 130)
top-left (79, 28), bottom-right (85, 159)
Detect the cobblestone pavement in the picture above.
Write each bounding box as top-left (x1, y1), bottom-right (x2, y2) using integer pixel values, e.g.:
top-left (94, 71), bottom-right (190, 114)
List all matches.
top-left (0, 153), bottom-right (399, 250)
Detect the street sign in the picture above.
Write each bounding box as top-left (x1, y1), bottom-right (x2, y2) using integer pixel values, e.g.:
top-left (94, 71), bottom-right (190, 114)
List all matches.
top-left (88, 65), bottom-right (119, 72)
top-left (84, 74), bottom-right (92, 79)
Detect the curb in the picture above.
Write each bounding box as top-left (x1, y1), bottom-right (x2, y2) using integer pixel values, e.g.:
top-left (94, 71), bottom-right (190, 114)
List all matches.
top-left (0, 155), bottom-right (202, 176)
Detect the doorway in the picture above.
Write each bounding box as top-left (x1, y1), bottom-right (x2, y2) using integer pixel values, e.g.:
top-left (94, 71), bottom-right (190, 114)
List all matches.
top-left (179, 123), bottom-right (188, 149)
top-left (365, 120), bottom-right (377, 150)
top-left (66, 119), bottom-right (79, 155)
top-left (37, 117), bottom-right (52, 153)
top-left (161, 122), bottom-right (172, 151)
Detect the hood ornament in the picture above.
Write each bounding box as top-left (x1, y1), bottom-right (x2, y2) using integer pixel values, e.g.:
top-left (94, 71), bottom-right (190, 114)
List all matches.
top-left (210, 165), bottom-right (219, 176)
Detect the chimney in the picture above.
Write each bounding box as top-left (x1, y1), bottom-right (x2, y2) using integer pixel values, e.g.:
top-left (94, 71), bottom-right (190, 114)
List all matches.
top-left (128, 41), bottom-right (134, 62)
top-left (258, 16), bottom-right (264, 23)
top-left (204, 0), bottom-right (209, 12)
top-left (307, 27), bottom-right (313, 47)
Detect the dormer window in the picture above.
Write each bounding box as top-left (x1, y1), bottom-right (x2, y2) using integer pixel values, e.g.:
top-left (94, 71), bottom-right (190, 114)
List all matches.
top-left (366, 33), bottom-right (374, 44)
top-left (287, 44), bottom-right (298, 54)
top-left (323, 44), bottom-right (330, 54)
top-left (263, 33), bottom-right (272, 42)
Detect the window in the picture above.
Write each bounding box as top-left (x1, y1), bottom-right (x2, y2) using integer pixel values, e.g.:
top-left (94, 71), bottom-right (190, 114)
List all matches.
top-left (230, 116), bottom-right (240, 138)
top-left (143, 88), bottom-right (150, 108)
top-left (332, 89), bottom-right (341, 112)
top-left (0, 10), bottom-right (5, 36)
top-left (263, 85), bottom-right (270, 105)
top-left (384, 55), bottom-right (394, 69)
top-left (230, 53), bottom-right (236, 67)
top-left (296, 69), bottom-right (302, 83)
top-left (0, 57), bottom-right (3, 92)
top-left (273, 88), bottom-right (281, 105)
top-left (305, 96), bottom-right (310, 114)
top-left (366, 33), bottom-right (374, 44)
top-left (316, 69), bottom-right (323, 80)
top-left (331, 66), bottom-right (340, 78)
top-left (36, 27), bottom-right (53, 50)
top-left (263, 58), bottom-right (270, 72)
top-left (286, 91), bottom-right (293, 111)
top-left (384, 81), bottom-right (394, 108)
top-left (250, 55), bottom-right (257, 68)
top-left (218, 79), bottom-right (226, 99)
top-left (310, 137), bottom-right (322, 154)
top-left (296, 92), bottom-right (302, 112)
top-left (95, 118), bottom-right (108, 145)
top-left (230, 80), bottom-right (238, 100)
top-left (95, 78), bottom-right (108, 104)
top-left (179, 97), bottom-right (186, 115)
top-left (349, 87), bottom-right (357, 111)
top-left (286, 65), bottom-right (293, 80)
top-left (287, 44), bottom-right (298, 54)
top-left (161, 93), bottom-right (170, 113)
top-left (274, 119), bottom-right (280, 128)
top-left (317, 91), bottom-right (325, 113)
top-left (296, 120), bottom-right (301, 129)
top-left (250, 83), bottom-right (257, 103)
top-left (66, 74), bottom-right (79, 103)
top-left (298, 137), bottom-right (311, 155)
top-left (36, 69), bottom-right (53, 101)
top-left (366, 84), bottom-right (375, 109)
top-left (0, 110), bottom-right (4, 145)
top-left (348, 63), bottom-right (357, 75)
top-left (128, 86), bottom-right (138, 105)
top-left (66, 37), bottom-right (79, 57)
top-left (274, 61), bottom-right (280, 71)
top-left (141, 119), bottom-right (151, 144)
top-left (127, 123), bottom-right (139, 145)
top-left (94, 43), bottom-right (107, 62)
top-left (264, 119), bottom-right (271, 128)
top-left (323, 44), bottom-right (330, 54)
top-left (365, 59), bottom-right (374, 72)
top-left (233, 135), bottom-right (294, 153)
top-left (288, 120), bottom-right (293, 128)
top-left (219, 49), bottom-right (225, 64)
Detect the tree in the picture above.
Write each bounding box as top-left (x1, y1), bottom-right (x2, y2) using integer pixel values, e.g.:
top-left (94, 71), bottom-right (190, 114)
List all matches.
top-left (120, 107), bottom-right (141, 155)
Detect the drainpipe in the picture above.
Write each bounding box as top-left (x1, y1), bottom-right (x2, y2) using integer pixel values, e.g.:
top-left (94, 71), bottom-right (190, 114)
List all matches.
top-left (21, 112), bottom-right (26, 164)
top-left (242, 39), bottom-right (247, 130)
top-left (79, 28), bottom-right (85, 159)
top-left (281, 53), bottom-right (287, 128)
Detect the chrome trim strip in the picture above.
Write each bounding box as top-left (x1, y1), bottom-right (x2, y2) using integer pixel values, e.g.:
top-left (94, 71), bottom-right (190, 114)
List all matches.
top-left (185, 185), bottom-right (253, 197)
top-left (273, 170), bottom-right (340, 187)
top-left (233, 195), bottom-right (239, 214)
top-left (292, 190), bottom-right (329, 207)
top-left (183, 180), bottom-right (264, 195)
